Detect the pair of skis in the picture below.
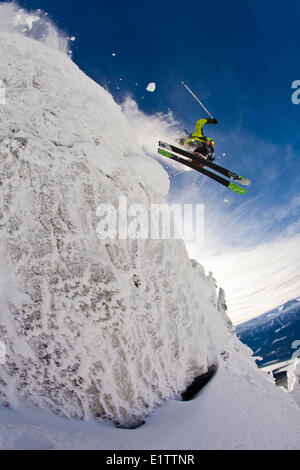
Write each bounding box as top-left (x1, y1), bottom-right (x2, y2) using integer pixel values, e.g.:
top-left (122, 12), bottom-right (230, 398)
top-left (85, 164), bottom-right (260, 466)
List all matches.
top-left (158, 141), bottom-right (250, 195)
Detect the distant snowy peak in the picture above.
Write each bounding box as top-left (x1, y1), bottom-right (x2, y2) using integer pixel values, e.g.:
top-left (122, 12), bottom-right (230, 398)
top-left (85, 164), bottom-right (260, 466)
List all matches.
top-left (236, 297), bottom-right (300, 366)
top-left (238, 297), bottom-right (300, 330)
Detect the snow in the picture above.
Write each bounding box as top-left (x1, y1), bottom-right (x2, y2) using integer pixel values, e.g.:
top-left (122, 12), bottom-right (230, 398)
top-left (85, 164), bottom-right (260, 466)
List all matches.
top-left (275, 325), bottom-right (287, 333)
top-left (13, 10), bottom-right (40, 32)
top-left (1, 365), bottom-right (300, 450)
top-left (0, 6), bottom-right (300, 450)
top-left (146, 82), bottom-right (156, 92)
top-left (0, 2), bottom-right (70, 54)
top-left (272, 336), bottom-right (287, 344)
top-left (121, 97), bottom-right (180, 163)
top-left (288, 359), bottom-right (300, 408)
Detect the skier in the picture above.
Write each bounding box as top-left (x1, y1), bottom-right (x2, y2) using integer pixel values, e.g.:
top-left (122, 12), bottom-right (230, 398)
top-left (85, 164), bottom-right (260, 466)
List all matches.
top-left (178, 118), bottom-right (218, 161)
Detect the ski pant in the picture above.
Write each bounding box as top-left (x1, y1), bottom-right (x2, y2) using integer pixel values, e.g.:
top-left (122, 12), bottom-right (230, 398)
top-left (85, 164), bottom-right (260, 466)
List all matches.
top-left (184, 140), bottom-right (213, 158)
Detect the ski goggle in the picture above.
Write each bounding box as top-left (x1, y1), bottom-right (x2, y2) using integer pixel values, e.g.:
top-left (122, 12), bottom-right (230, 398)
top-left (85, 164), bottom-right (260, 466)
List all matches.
top-left (210, 140), bottom-right (215, 147)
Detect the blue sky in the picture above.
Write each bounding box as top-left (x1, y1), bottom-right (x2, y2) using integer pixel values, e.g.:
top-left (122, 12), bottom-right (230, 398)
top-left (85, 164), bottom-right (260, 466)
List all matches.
top-left (2, 0), bottom-right (300, 321)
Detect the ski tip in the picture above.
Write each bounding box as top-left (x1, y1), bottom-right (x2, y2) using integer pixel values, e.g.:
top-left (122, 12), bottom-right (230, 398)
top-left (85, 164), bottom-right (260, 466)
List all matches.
top-left (240, 176), bottom-right (251, 186)
top-left (228, 172), bottom-right (251, 186)
top-left (158, 148), bottom-right (171, 159)
top-left (158, 141), bottom-right (171, 151)
top-left (228, 182), bottom-right (247, 195)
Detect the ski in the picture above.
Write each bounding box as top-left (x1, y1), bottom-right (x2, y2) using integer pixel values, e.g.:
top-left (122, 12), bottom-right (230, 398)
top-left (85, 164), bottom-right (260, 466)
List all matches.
top-left (158, 148), bottom-right (246, 195)
top-left (158, 141), bottom-right (250, 186)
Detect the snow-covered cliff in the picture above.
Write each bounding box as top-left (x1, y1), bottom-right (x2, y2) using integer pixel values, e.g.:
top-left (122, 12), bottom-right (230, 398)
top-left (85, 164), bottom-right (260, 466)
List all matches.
top-left (0, 27), bottom-right (252, 428)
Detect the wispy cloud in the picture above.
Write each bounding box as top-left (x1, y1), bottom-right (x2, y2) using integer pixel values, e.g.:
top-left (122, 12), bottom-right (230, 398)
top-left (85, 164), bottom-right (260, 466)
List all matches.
top-left (200, 234), bottom-right (300, 324)
top-left (171, 162), bottom-right (300, 323)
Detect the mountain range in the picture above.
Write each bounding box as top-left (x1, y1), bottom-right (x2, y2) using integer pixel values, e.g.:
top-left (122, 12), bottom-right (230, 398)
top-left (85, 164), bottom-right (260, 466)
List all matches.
top-left (236, 298), bottom-right (300, 366)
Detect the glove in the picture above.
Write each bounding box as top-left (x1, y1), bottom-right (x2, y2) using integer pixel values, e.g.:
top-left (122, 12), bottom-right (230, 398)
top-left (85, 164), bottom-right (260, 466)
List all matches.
top-left (212, 118), bottom-right (218, 124)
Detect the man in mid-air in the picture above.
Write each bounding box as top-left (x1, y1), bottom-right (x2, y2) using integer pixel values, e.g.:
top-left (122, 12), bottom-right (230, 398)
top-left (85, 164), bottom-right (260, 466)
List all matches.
top-left (179, 117), bottom-right (218, 161)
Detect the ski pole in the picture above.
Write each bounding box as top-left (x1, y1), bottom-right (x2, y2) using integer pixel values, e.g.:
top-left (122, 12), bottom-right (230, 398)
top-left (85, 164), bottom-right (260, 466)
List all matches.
top-left (181, 81), bottom-right (214, 119)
